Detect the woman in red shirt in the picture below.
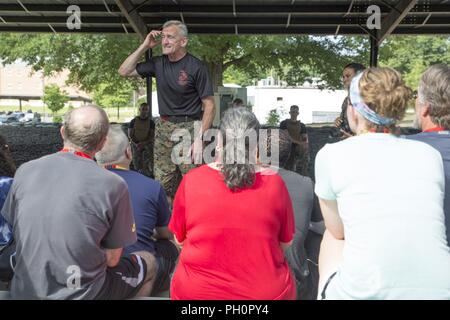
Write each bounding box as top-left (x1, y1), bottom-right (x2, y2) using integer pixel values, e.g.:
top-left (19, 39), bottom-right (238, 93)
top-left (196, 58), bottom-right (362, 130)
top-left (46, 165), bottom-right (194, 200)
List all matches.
top-left (169, 107), bottom-right (296, 300)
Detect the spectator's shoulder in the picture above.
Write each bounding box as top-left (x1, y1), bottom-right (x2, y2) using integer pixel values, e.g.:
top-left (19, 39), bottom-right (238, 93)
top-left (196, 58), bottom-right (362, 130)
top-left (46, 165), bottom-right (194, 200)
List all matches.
top-left (184, 164), bottom-right (211, 178)
top-left (135, 171), bottom-right (162, 189)
top-left (278, 167), bottom-right (313, 187)
top-left (15, 153), bottom-right (57, 175)
top-left (148, 55), bottom-right (163, 63)
top-left (316, 141), bottom-right (336, 157)
top-left (99, 168), bottom-right (129, 193)
top-left (260, 166), bottom-right (287, 186)
top-left (401, 135), bottom-right (442, 155)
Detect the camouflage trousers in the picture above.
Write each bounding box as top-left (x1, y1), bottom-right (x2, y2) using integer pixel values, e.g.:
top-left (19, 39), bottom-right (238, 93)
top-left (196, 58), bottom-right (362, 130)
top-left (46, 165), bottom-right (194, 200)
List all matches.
top-left (285, 143), bottom-right (310, 178)
top-left (154, 118), bottom-right (199, 199)
top-left (131, 142), bottom-right (154, 178)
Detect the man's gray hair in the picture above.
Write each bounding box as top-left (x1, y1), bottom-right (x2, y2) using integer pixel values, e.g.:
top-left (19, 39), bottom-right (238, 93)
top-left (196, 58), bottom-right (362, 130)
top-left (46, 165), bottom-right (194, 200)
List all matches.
top-left (96, 125), bottom-right (129, 166)
top-left (162, 20), bottom-right (188, 37)
top-left (62, 104), bottom-right (109, 154)
top-left (418, 64), bottom-right (450, 129)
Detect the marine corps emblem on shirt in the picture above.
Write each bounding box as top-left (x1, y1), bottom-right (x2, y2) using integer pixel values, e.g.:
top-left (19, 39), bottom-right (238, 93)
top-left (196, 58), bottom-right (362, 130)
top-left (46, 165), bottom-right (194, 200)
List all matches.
top-left (178, 70), bottom-right (189, 86)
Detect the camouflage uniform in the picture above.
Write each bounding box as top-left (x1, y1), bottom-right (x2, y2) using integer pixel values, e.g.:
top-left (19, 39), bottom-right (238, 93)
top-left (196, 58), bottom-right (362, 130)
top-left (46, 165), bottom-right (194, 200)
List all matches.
top-left (287, 143), bottom-right (310, 178)
top-left (129, 116), bottom-right (154, 178)
top-left (154, 118), bottom-right (199, 198)
top-left (131, 142), bottom-right (154, 178)
top-left (280, 119), bottom-right (310, 178)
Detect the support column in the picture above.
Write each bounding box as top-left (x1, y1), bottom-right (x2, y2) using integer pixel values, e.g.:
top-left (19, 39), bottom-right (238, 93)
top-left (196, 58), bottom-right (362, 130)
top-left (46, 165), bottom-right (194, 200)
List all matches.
top-left (145, 48), bottom-right (155, 177)
top-left (370, 32), bottom-right (379, 67)
top-left (145, 49), bottom-right (152, 113)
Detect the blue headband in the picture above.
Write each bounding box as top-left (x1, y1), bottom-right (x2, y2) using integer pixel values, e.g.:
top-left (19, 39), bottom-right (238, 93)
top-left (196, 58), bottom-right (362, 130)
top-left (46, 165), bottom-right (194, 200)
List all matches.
top-left (349, 73), bottom-right (395, 126)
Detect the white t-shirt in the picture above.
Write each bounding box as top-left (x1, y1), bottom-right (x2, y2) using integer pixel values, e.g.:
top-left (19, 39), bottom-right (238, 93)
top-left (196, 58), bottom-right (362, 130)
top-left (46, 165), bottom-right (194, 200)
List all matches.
top-left (315, 133), bottom-right (450, 299)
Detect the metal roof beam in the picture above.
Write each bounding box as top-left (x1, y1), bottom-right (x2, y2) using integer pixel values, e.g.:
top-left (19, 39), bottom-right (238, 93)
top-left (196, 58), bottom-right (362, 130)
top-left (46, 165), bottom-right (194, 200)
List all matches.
top-left (377, 0), bottom-right (418, 45)
top-left (0, 25), bottom-right (449, 35)
top-left (0, 3), bottom-right (449, 15)
top-left (115, 0), bottom-right (148, 40)
top-left (5, 15), bottom-right (450, 26)
top-left (0, 3), bottom-right (118, 13)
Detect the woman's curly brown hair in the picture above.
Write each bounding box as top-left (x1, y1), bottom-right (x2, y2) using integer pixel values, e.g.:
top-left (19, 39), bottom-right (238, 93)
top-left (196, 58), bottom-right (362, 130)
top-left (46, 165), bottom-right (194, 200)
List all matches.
top-left (358, 67), bottom-right (413, 123)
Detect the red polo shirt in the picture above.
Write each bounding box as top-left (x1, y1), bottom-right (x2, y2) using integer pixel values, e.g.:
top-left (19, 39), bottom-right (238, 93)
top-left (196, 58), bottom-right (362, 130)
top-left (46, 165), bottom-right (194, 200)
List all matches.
top-left (169, 165), bottom-right (296, 300)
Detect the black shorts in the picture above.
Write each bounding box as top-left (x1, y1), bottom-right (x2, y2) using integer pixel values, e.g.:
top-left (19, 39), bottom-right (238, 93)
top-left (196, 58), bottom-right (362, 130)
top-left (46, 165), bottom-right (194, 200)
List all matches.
top-left (95, 254), bottom-right (147, 300)
top-left (151, 240), bottom-right (179, 295)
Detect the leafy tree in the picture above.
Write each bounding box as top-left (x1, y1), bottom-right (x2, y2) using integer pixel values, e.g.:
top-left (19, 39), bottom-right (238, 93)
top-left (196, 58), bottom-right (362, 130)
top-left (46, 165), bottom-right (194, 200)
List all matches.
top-left (93, 81), bottom-right (135, 120)
top-left (92, 82), bottom-right (134, 109)
top-left (0, 33), bottom-right (141, 93)
top-left (0, 33), bottom-right (363, 95)
top-left (42, 84), bottom-right (69, 115)
top-left (379, 36), bottom-right (450, 89)
top-left (53, 115), bottom-right (63, 124)
top-left (2, 32), bottom-right (447, 101)
top-left (0, 33), bottom-right (148, 119)
top-left (265, 109), bottom-right (281, 127)
top-left (189, 34), bottom-right (363, 90)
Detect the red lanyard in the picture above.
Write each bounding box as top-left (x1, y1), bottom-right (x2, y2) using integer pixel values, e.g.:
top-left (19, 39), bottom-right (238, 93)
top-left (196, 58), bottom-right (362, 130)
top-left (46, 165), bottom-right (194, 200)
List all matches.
top-left (60, 148), bottom-right (93, 160)
top-left (104, 164), bottom-right (128, 171)
top-left (423, 127), bottom-right (445, 133)
top-left (368, 128), bottom-right (391, 134)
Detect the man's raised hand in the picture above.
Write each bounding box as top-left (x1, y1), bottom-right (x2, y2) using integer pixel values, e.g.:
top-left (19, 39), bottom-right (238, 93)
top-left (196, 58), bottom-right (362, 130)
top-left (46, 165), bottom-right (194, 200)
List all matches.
top-left (143, 30), bottom-right (162, 49)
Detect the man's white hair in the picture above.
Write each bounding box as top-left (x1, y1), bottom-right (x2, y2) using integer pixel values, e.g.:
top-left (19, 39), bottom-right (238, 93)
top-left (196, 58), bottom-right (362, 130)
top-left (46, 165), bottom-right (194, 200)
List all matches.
top-left (95, 125), bottom-right (129, 166)
top-left (162, 20), bottom-right (188, 37)
top-left (418, 64), bottom-right (450, 129)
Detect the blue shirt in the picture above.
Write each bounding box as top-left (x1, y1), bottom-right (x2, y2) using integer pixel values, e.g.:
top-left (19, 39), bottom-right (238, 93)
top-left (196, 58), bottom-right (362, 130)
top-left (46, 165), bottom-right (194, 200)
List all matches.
top-left (0, 176), bottom-right (13, 246)
top-left (108, 169), bottom-right (171, 254)
top-left (406, 131), bottom-right (450, 247)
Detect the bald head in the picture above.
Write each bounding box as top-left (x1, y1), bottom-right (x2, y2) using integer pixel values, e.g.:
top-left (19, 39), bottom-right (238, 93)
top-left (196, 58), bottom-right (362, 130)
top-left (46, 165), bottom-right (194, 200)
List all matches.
top-left (62, 105), bottom-right (109, 154)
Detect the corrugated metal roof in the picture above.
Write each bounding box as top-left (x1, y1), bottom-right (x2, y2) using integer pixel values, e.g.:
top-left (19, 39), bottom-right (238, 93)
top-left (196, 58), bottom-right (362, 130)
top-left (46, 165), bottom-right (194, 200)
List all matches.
top-left (0, 0), bottom-right (448, 35)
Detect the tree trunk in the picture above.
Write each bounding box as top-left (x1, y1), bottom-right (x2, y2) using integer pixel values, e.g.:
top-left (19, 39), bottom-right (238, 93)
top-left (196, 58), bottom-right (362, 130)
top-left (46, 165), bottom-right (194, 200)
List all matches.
top-left (205, 61), bottom-right (223, 93)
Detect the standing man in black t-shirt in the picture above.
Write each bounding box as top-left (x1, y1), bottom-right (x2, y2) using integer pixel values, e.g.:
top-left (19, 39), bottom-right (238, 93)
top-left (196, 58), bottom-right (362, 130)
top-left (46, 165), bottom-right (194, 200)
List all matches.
top-left (119, 20), bottom-right (216, 200)
top-left (280, 105), bottom-right (310, 177)
top-left (128, 102), bottom-right (155, 177)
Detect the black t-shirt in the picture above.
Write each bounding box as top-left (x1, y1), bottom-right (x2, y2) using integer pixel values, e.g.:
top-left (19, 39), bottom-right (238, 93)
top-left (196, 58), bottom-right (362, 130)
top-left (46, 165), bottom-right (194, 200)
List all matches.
top-left (339, 96), bottom-right (352, 134)
top-left (129, 117), bottom-right (155, 129)
top-left (129, 117), bottom-right (155, 142)
top-left (280, 119), bottom-right (307, 141)
top-left (136, 53), bottom-right (214, 117)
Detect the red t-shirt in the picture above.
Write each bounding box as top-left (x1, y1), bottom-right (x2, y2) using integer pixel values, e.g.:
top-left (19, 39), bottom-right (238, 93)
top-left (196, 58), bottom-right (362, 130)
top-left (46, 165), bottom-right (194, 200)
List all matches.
top-left (169, 165), bottom-right (296, 300)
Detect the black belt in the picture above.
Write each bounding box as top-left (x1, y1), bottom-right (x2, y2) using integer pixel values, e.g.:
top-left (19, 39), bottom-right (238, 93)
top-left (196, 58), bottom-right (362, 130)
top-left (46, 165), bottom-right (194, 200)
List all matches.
top-left (160, 115), bottom-right (201, 123)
